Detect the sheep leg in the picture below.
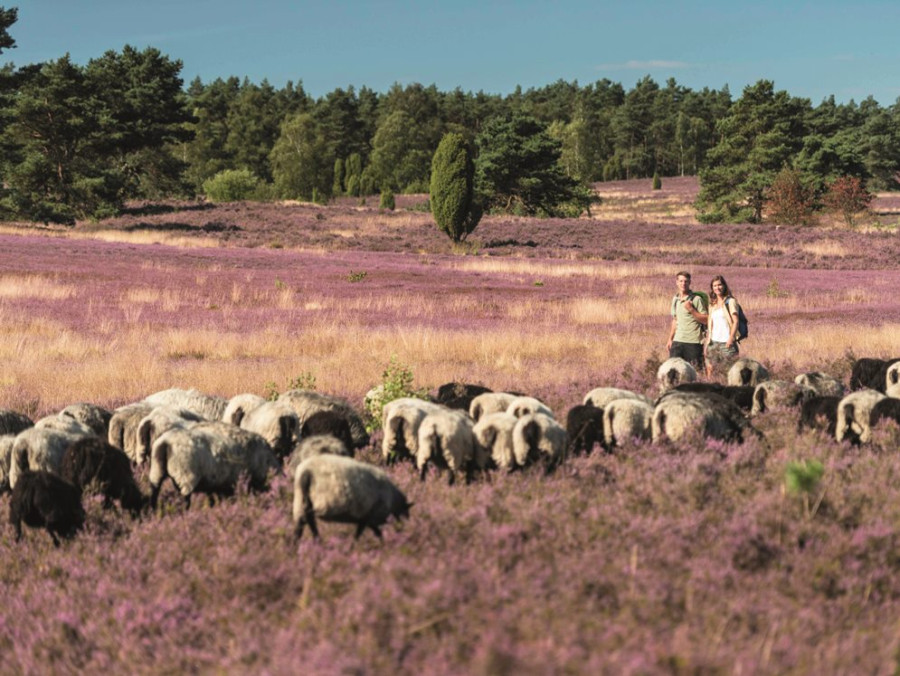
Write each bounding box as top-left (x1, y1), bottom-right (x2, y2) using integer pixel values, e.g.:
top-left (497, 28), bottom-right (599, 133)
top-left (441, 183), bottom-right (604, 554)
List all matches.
top-left (369, 524), bottom-right (383, 539)
top-left (447, 470), bottom-right (456, 487)
top-left (294, 518), bottom-right (305, 541)
top-left (149, 483), bottom-right (162, 510)
top-left (354, 522), bottom-right (367, 539)
top-left (419, 462), bottom-right (428, 482)
top-left (48, 528), bottom-right (61, 548)
top-left (12, 517), bottom-right (22, 542)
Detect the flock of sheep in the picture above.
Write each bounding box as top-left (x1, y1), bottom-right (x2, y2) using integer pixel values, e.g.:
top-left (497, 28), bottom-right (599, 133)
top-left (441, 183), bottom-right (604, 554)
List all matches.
top-left (1, 353), bottom-right (899, 546)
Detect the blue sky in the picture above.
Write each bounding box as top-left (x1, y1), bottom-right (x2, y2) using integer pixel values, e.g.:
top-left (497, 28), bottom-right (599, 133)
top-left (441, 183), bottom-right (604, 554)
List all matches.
top-left (6, 0), bottom-right (900, 105)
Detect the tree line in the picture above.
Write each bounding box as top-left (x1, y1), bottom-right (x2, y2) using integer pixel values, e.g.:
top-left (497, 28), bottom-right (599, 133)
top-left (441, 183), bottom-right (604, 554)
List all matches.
top-left (1, 7), bottom-right (899, 226)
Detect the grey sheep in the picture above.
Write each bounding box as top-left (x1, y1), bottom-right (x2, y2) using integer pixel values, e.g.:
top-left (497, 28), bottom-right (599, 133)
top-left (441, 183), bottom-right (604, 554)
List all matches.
top-left (60, 436), bottom-right (145, 516)
top-left (0, 434), bottom-right (15, 493)
top-left (511, 413), bottom-right (567, 474)
top-left (727, 358), bottom-right (770, 388)
top-left (0, 409), bottom-right (34, 436)
top-left (9, 425), bottom-right (93, 489)
top-left (582, 387), bottom-right (651, 410)
top-left (35, 415), bottom-right (96, 436)
top-left (293, 454), bottom-right (411, 540)
top-left (472, 412), bottom-right (518, 472)
top-left (657, 357), bottom-right (698, 393)
top-left (794, 372), bottom-right (845, 398)
top-left (222, 393), bottom-right (267, 426)
top-left (652, 391), bottom-right (749, 444)
top-left (135, 406), bottom-right (203, 465)
top-left (506, 396), bottom-right (554, 420)
top-left (59, 402), bottom-right (112, 438)
top-left (9, 470), bottom-right (85, 546)
top-left (149, 421), bottom-right (280, 509)
top-left (236, 401), bottom-right (299, 460)
top-left (751, 380), bottom-right (813, 416)
top-left (381, 398), bottom-right (445, 465)
top-left (836, 389), bottom-right (887, 445)
top-left (416, 408), bottom-right (481, 485)
top-left (469, 392), bottom-right (518, 423)
top-left (278, 389), bottom-right (369, 449)
top-left (287, 434), bottom-right (353, 476)
top-left (886, 362), bottom-right (900, 391)
top-left (144, 387), bottom-right (228, 422)
top-left (603, 398), bottom-right (653, 449)
top-left (108, 402), bottom-right (155, 463)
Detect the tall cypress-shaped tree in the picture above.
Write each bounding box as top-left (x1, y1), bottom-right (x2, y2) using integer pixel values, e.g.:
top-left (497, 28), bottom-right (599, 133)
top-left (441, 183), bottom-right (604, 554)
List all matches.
top-left (430, 132), bottom-right (481, 242)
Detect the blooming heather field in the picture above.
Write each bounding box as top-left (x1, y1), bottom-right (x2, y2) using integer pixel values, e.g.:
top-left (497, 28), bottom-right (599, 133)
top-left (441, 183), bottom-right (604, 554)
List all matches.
top-left (1, 179), bottom-right (900, 673)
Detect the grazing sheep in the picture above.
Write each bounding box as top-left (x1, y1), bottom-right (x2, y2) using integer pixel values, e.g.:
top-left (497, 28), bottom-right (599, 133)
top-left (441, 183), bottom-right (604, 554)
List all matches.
top-left (721, 386), bottom-right (755, 413)
top-left (472, 412), bottom-right (518, 471)
top-left (657, 357), bottom-right (698, 393)
top-left (886, 362), bottom-right (900, 391)
top-left (416, 409), bottom-right (480, 485)
top-left (287, 434), bottom-right (353, 476)
top-left (9, 425), bottom-right (93, 489)
top-left (794, 372), bottom-right (845, 398)
top-left (0, 409), bottom-right (34, 436)
top-left (293, 454), bottom-right (411, 540)
top-left (222, 393), bottom-right (267, 426)
top-left (565, 404), bottom-right (605, 456)
top-left (60, 437), bottom-right (145, 516)
top-left (149, 421), bottom-right (280, 509)
top-left (836, 390), bottom-right (887, 444)
top-left (797, 396), bottom-right (841, 436)
top-left (751, 380), bottom-right (813, 416)
top-left (381, 399), bottom-right (446, 465)
top-left (582, 387), bottom-right (651, 410)
top-left (652, 391), bottom-right (750, 444)
top-left (511, 413), bottom-right (567, 474)
top-left (849, 358), bottom-right (900, 392)
top-left (674, 382), bottom-right (724, 395)
top-left (434, 382), bottom-right (492, 412)
top-left (59, 403), bottom-right (112, 437)
top-left (301, 409), bottom-right (355, 456)
top-left (236, 401), bottom-right (299, 460)
top-left (135, 406), bottom-right (203, 465)
top-left (0, 435), bottom-right (15, 493)
top-left (506, 396), bottom-right (554, 420)
top-left (887, 382), bottom-right (900, 399)
top-left (727, 358), bottom-right (770, 388)
top-left (869, 397), bottom-right (900, 433)
top-left (35, 415), bottom-right (95, 436)
top-left (603, 398), bottom-right (653, 449)
top-left (278, 389), bottom-right (369, 449)
top-left (108, 402), bottom-right (155, 463)
top-left (9, 470), bottom-right (85, 546)
top-left (469, 392), bottom-right (519, 422)
top-left (144, 387), bottom-right (228, 421)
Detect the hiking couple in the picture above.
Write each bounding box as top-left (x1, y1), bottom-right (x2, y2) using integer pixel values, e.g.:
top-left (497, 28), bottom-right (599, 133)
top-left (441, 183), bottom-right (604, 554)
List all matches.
top-left (666, 271), bottom-right (743, 377)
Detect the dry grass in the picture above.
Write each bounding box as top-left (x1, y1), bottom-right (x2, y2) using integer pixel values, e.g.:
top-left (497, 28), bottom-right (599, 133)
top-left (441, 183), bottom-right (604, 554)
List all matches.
top-left (0, 275), bottom-right (77, 300)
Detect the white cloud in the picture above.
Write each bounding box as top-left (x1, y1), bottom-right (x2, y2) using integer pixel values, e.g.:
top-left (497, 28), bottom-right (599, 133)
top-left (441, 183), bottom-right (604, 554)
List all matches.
top-left (595, 60), bottom-right (690, 70)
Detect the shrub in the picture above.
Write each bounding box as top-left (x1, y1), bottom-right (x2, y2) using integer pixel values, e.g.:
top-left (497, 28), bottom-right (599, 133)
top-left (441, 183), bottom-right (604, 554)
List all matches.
top-left (652, 172), bottom-right (662, 190)
top-left (823, 176), bottom-right (873, 228)
top-left (202, 169), bottom-right (261, 202)
top-left (430, 132), bottom-right (482, 242)
top-left (363, 355), bottom-right (429, 433)
top-left (379, 189), bottom-right (395, 211)
top-left (767, 167), bottom-right (815, 225)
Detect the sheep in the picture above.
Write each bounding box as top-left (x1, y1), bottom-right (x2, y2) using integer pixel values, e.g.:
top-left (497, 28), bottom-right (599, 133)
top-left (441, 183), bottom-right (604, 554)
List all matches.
top-left (59, 402), bottom-right (113, 438)
top-left (657, 357), bottom-right (698, 393)
top-left (9, 425), bottom-right (93, 489)
top-left (381, 398), bottom-right (447, 465)
top-left (9, 470), bottom-right (85, 546)
top-left (565, 404), bottom-right (605, 456)
top-left (869, 397), bottom-right (900, 434)
top-left (293, 454), bottom-right (411, 540)
top-left (727, 358), bottom-right (770, 388)
top-left (278, 389), bottom-right (369, 449)
top-left (794, 372), bottom-right (845, 398)
top-left (888, 382), bottom-right (900, 399)
top-left (603, 398), bottom-right (653, 449)
top-left (506, 396), bottom-right (554, 420)
top-left (835, 390), bottom-right (887, 445)
top-left (674, 382), bottom-right (724, 395)
top-left (0, 409), bottom-right (34, 436)
top-left (416, 409), bottom-right (480, 485)
top-left (108, 402), bottom-right (154, 463)
top-left (0, 435), bottom-right (15, 493)
top-left (469, 392), bottom-right (519, 422)
top-left (652, 391), bottom-right (750, 444)
top-left (143, 387), bottom-right (228, 421)
top-left (35, 415), bottom-right (96, 436)
top-left (751, 380), bottom-right (813, 416)
top-left (797, 396), bottom-right (841, 436)
top-left (135, 406), bottom-right (203, 465)
top-left (849, 357), bottom-right (900, 392)
top-left (149, 421), bottom-right (280, 509)
top-left (300, 409), bottom-right (355, 456)
top-left (434, 382), bottom-right (492, 412)
top-left (582, 387), bottom-right (651, 410)
top-left (60, 436), bottom-right (145, 516)
top-left (287, 434), bottom-right (353, 476)
top-left (886, 362), bottom-right (900, 391)
top-left (721, 386), bottom-right (755, 413)
top-left (222, 393), bottom-right (267, 426)
top-left (236, 401), bottom-right (299, 460)
top-left (472, 412), bottom-right (518, 471)
top-left (511, 413), bottom-right (567, 474)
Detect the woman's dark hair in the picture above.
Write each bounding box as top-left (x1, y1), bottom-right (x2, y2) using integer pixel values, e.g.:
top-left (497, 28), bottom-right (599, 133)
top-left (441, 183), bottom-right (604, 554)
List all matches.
top-left (709, 275), bottom-right (732, 304)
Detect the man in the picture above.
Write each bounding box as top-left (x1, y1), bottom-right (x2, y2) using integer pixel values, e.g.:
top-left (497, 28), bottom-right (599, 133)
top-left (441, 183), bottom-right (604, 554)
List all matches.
top-left (666, 271), bottom-right (707, 369)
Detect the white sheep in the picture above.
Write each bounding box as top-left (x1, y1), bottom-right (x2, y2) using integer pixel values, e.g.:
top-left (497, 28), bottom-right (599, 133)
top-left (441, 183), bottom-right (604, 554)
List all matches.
top-left (887, 382), bottom-right (900, 399)
top-left (0, 434), bottom-right (15, 493)
top-left (657, 357), bottom-right (698, 393)
top-left (469, 392), bottom-right (518, 422)
top-left (135, 406), bottom-right (203, 465)
top-left (793, 372), bottom-right (845, 398)
top-left (416, 409), bottom-right (480, 485)
top-left (472, 412), bottom-right (518, 472)
top-left (751, 380), bottom-right (813, 416)
top-left (886, 362), bottom-right (900, 392)
top-left (603, 398), bottom-right (653, 449)
top-left (278, 389), bottom-right (369, 449)
top-left (293, 454), bottom-right (411, 540)
top-left (835, 389), bottom-right (887, 444)
top-left (108, 402), bottom-right (155, 462)
top-left (222, 393), bottom-right (267, 426)
top-left (35, 415), bottom-right (96, 436)
top-left (287, 434), bottom-right (352, 476)
top-left (143, 387), bottom-right (228, 422)
top-left (727, 358), bottom-right (770, 388)
top-left (9, 425), bottom-right (93, 489)
top-left (582, 387), bottom-right (651, 410)
top-left (235, 401), bottom-right (299, 460)
top-left (381, 398), bottom-right (445, 465)
top-left (58, 402), bottom-right (112, 437)
top-left (506, 396), bottom-right (554, 420)
top-left (149, 421), bottom-right (280, 509)
top-left (652, 391), bottom-right (749, 444)
top-left (511, 413), bottom-right (567, 473)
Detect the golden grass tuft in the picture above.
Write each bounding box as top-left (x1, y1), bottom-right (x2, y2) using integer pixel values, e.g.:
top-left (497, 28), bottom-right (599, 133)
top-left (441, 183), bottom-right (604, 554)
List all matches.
top-left (0, 275), bottom-right (77, 300)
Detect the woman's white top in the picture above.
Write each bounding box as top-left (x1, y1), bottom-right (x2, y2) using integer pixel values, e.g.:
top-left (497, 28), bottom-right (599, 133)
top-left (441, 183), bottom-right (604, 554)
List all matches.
top-left (709, 304), bottom-right (731, 342)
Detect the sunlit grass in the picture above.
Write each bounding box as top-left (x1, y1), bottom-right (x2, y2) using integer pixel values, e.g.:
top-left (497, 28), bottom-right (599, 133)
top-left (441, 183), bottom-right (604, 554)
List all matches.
top-left (0, 275), bottom-right (77, 300)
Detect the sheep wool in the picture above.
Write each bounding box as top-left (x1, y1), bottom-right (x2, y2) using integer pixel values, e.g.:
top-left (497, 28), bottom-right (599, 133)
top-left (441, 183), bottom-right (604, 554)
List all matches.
top-left (58, 402), bottom-right (113, 438)
top-left (506, 396), bottom-right (554, 420)
top-left (144, 388), bottom-right (228, 422)
top-left (469, 392), bottom-right (518, 423)
top-left (136, 406), bottom-right (202, 465)
top-left (472, 412), bottom-right (518, 472)
top-left (9, 470), bottom-right (85, 546)
top-left (9, 426), bottom-right (93, 489)
top-left (652, 391), bottom-right (748, 444)
top-left (603, 398), bottom-right (653, 449)
top-left (0, 434), bottom-right (15, 493)
top-left (287, 434), bottom-right (352, 476)
top-left (278, 389), bottom-right (369, 449)
top-left (836, 390), bottom-right (888, 444)
top-left (0, 409), bottom-right (33, 436)
top-left (511, 413), bottom-right (567, 473)
top-left (416, 409), bottom-right (479, 485)
top-left (222, 393), bottom-right (267, 426)
top-left (582, 387), bottom-right (651, 410)
top-left (794, 372), bottom-right (845, 398)
top-left (60, 436), bottom-right (145, 516)
top-left (108, 403), bottom-right (155, 463)
top-left (751, 380), bottom-right (814, 416)
top-left (657, 358), bottom-right (698, 393)
top-left (727, 358), bottom-right (770, 388)
top-left (236, 401), bottom-right (299, 460)
top-left (382, 398), bottom-right (445, 465)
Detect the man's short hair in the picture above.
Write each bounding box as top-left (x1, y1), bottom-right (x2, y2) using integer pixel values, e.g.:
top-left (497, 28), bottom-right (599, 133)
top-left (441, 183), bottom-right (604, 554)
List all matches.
top-left (676, 271), bottom-right (691, 281)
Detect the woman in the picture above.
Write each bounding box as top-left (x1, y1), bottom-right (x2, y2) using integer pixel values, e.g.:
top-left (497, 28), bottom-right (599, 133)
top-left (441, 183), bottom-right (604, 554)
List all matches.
top-left (704, 275), bottom-right (740, 378)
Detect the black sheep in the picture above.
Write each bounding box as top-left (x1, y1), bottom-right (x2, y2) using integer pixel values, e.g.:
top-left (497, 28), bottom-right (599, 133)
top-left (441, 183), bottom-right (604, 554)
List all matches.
top-left (0, 409), bottom-right (33, 436)
top-left (565, 404), bottom-right (605, 456)
top-left (721, 386), bottom-right (755, 413)
top-left (798, 396), bottom-right (841, 436)
top-left (870, 397), bottom-right (900, 431)
top-left (9, 470), bottom-right (85, 546)
top-left (434, 382), bottom-right (492, 412)
top-left (300, 409), bottom-right (355, 455)
top-left (850, 357), bottom-right (899, 392)
top-left (60, 436), bottom-right (145, 516)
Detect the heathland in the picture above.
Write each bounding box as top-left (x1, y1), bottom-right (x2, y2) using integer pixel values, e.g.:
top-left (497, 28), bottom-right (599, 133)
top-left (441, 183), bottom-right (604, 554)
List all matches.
top-left (1, 177), bottom-right (900, 674)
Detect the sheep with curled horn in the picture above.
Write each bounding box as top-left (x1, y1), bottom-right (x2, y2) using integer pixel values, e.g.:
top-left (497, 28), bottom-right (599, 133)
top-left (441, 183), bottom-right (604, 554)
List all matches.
top-left (727, 358), bottom-right (770, 388)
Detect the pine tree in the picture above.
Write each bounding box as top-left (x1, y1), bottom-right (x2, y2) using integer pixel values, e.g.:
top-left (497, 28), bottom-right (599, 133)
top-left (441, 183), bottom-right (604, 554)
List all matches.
top-left (430, 132), bottom-right (481, 242)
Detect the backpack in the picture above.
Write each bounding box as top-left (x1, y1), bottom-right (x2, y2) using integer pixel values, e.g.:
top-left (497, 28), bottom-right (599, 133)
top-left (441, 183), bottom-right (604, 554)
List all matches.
top-left (725, 296), bottom-right (749, 341)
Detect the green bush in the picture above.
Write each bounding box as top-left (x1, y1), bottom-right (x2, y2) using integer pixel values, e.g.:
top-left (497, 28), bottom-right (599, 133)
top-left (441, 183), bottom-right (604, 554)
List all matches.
top-left (202, 169), bottom-right (261, 202)
top-left (652, 172), bottom-right (662, 190)
top-left (363, 356), bottom-right (429, 434)
top-left (380, 189), bottom-right (395, 211)
top-left (430, 132), bottom-right (481, 242)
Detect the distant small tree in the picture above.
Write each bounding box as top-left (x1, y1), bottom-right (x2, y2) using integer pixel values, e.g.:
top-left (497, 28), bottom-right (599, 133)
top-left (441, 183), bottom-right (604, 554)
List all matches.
top-left (652, 171), bottom-right (662, 190)
top-left (202, 168), bottom-right (260, 202)
top-left (823, 175), bottom-right (873, 227)
top-left (332, 157), bottom-right (345, 196)
top-left (379, 188), bottom-right (395, 210)
top-left (767, 167), bottom-right (815, 225)
top-left (430, 132), bottom-right (482, 242)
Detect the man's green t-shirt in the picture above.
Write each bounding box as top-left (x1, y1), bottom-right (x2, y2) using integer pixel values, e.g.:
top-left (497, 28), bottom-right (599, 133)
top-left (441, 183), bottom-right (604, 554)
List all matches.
top-left (671, 292), bottom-right (707, 344)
